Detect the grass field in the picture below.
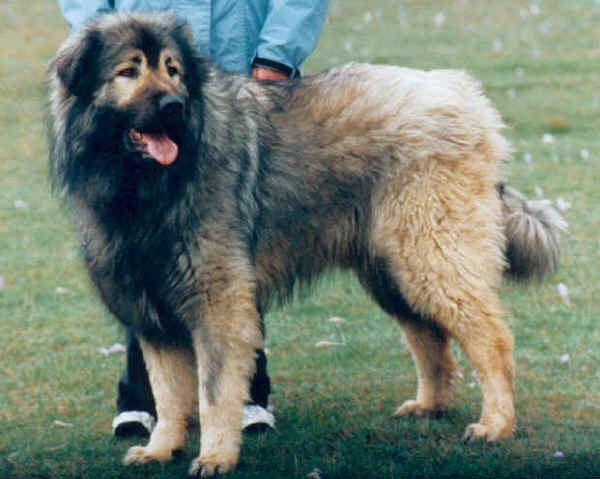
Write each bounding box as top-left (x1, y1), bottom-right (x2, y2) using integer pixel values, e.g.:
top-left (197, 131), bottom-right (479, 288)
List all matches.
top-left (1, 1), bottom-right (599, 478)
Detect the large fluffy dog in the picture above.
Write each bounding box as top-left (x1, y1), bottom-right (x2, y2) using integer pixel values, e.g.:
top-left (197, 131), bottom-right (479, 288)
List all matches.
top-left (48, 14), bottom-right (566, 476)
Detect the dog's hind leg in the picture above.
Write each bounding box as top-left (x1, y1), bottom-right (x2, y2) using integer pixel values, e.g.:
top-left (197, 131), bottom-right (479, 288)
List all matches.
top-left (123, 339), bottom-right (197, 465)
top-left (371, 162), bottom-right (515, 441)
top-left (394, 321), bottom-right (456, 417)
top-left (358, 260), bottom-right (457, 416)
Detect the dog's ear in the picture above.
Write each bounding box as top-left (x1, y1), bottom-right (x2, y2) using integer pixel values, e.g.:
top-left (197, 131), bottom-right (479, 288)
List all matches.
top-left (51, 29), bottom-right (102, 98)
top-left (170, 21), bottom-right (208, 96)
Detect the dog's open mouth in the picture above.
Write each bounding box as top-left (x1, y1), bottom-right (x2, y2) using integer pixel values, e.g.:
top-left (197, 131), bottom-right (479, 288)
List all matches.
top-left (128, 128), bottom-right (178, 166)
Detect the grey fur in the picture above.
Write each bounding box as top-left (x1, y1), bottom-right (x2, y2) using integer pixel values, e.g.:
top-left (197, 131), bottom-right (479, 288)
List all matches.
top-left (501, 185), bottom-right (567, 279)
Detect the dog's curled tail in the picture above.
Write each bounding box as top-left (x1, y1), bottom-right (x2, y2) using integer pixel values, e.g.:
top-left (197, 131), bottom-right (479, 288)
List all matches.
top-left (499, 184), bottom-right (568, 280)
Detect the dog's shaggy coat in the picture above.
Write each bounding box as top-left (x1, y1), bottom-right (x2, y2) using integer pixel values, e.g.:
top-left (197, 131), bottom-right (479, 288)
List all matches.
top-left (48, 14), bottom-right (566, 476)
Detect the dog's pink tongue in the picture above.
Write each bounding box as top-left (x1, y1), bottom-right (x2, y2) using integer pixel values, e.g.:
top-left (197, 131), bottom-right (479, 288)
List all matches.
top-left (139, 133), bottom-right (178, 165)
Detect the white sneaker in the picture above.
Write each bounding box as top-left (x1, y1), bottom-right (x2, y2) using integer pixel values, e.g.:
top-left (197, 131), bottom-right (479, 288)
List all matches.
top-left (112, 410), bottom-right (156, 438)
top-left (242, 404), bottom-right (276, 432)
top-left (112, 406), bottom-right (273, 437)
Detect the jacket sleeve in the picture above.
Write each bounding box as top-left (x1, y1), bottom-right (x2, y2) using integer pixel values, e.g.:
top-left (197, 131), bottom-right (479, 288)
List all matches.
top-left (58, 0), bottom-right (115, 31)
top-left (253, 0), bottom-right (330, 77)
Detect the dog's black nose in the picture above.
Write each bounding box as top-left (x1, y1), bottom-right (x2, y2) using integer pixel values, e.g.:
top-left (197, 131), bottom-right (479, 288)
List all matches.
top-left (159, 95), bottom-right (184, 116)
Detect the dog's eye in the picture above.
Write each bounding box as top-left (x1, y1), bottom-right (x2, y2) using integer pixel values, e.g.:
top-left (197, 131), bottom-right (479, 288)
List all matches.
top-left (117, 67), bottom-right (139, 79)
top-left (167, 65), bottom-right (179, 77)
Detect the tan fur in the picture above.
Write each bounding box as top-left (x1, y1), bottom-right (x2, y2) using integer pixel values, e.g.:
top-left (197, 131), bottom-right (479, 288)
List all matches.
top-left (131, 65), bottom-right (523, 469)
top-left (50, 17), bottom-right (565, 473)
top-left (189, 240), bottom-right (263, 476)
top-left (124, 340), bottom-right (197, 465)
top-left (394, 321), bottom-right (456, 416)
top-left (109, 49), bottom-right (184, 107)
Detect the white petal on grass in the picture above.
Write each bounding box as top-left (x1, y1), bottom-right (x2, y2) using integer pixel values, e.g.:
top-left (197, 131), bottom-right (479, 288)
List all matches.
top-left (14, 200), bottom-right (28, 209)
top-left (542, 133), bottom-right (555, 145)
top-left (397, 2), bottom-right (407, 21)
top-left (580, 148), bottom-right (590, 160)
top-left (556, 197), bottom-right (571, 212)
top-left (492, 39), bottom-right (503, 53)
top-left (99, 343), bottom-right (126, 355)
top-left (0, 276), bottom-right (4, 291)
top-left (506, 88), bottom-right (516, 98)
top-left (534, 187), bottom-right (544, 198)
top-left (559, 353), bottom-right (570, 364)
top-left (53, 420), bottom-right (73, 428)
top-left (529, 4), bottom-right (540, 16)
top-left (55, 287), bottom-right (69, 294)
top-left (557, 283), bottom-right (570, 305)
top-left (433, 12), bottom-right (445, 27)
top-left (363, 11), bottom-right (374, 23)
top-left (553, 450), bottom-right (564, 459)
top-left (539, 20), bottom-right (552, 36)
top-left (523, 152), bottom-right (532, 164)
top-left (328, 316), bottom-right (346, 324)
top-left (307, 468), bottom-right (323, 479)
top-left (315, 340), bottom-right (344, 348)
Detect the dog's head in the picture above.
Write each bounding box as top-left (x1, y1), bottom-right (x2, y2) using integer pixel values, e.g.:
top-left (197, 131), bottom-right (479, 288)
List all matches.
top-left (50, 14), bottom-right (207, 167)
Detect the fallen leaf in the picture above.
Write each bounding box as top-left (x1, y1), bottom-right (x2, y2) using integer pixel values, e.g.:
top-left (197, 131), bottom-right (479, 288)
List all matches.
top-left (315, 340), bottom-right (343, 348)
top-left (544, 115), bottom-right (570, 132)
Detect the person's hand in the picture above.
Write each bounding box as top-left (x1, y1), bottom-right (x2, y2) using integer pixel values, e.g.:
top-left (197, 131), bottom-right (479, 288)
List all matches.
top-left (252, 67), bottom-right (289, 82)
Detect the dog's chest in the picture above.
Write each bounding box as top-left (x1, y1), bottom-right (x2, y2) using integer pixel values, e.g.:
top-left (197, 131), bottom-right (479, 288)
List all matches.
top-left (86, 227), bottom-right (199, 340)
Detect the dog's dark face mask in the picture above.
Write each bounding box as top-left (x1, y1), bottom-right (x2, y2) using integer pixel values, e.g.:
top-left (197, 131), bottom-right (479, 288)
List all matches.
top-left (52, 19), bottom-right (206, 169)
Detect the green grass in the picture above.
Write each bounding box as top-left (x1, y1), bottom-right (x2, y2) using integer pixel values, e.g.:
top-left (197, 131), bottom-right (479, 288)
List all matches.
top-left (1, 1), bottom-right (599, 478)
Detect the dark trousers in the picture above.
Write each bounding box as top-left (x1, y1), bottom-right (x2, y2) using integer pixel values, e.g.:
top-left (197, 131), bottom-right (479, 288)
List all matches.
top-left (117, 328), bottom-right (271, 416)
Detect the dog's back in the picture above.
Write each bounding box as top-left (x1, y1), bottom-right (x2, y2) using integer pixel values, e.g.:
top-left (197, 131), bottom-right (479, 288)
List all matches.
top-left (48, 14), bottom-right (566, 475)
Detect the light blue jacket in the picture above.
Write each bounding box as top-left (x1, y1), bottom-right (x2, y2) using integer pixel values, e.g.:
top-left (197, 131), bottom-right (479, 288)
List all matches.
top-left (58, 0), bottom-right (330, 77)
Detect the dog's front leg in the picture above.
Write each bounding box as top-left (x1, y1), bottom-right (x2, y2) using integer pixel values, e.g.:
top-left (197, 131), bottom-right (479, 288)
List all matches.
top-left (123, 338), bottom-right (197, 465)
top-left (188, 256), bottom-right (262, 477)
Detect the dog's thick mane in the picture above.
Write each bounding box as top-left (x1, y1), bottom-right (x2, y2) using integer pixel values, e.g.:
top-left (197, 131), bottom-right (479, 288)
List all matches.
top-left (47, 15), bottom-right (571, 472)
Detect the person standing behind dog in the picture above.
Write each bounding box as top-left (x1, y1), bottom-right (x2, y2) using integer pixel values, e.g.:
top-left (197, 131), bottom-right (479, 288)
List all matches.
top-left (58, 0), bottom-right (330, 437)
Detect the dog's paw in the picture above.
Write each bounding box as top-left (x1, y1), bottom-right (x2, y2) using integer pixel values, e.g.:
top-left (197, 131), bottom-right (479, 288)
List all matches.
top-left (394, 399), bottom-right (441, 418)
top-left (188, 455), bottom-right (236, 477)
top-left (123, 444), bottom-right (174, 465)
top-left (462, 421), bottom-right (513, 443)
